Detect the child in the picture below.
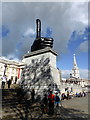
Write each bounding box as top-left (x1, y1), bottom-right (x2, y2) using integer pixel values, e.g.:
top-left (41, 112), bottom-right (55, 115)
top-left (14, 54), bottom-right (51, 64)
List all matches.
top-left (54, 91), bottom-right (61, 107)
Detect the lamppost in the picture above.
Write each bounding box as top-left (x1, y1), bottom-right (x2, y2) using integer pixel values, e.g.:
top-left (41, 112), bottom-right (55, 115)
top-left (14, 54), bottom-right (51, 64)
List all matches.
top-left (3, 64), bottom-right (7, 76)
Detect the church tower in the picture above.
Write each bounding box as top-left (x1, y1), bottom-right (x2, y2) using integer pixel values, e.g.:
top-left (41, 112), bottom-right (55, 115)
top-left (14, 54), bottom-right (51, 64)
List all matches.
top-left (72, 54), bottom-right (80, 78)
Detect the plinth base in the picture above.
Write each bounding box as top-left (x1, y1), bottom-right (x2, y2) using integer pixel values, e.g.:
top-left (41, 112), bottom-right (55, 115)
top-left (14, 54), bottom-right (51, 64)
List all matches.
top-left (21, 48), bottom-right (61, 96)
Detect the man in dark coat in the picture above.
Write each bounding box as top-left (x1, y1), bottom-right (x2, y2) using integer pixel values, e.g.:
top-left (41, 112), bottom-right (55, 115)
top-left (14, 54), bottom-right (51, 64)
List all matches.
top-left (7, 79), bottom-right (12, 89)
top-left (31, 88), bottom-right (35, 102)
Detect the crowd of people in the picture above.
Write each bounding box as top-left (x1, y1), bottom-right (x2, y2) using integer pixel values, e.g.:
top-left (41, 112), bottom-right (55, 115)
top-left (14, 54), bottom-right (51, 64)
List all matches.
top-left (75, 91), bottom-right (86, 97)
top-left (0, 75), bottom-right (12, 89)
top-left (61, 91), bottom-right (87, 100)
top-left (41, 91), bottom-right (62, 115)
top-left (30, 88), bottom-right (87, 115)
top-left (1, 75), bottom-right (87, 116)
top-left (30, 89), bottom-right (62, 115)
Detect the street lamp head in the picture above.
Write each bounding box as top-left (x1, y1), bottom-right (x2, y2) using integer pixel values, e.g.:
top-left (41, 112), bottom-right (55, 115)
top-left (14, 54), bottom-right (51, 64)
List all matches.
top-left (4, 64), bottom-right (7, 67)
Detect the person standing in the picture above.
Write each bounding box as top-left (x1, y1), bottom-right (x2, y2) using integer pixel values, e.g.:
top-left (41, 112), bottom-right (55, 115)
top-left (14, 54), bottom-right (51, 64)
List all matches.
top-left (67, 91), bottom-right (70, 99)
top-left (2, 75), bottom-right (6, 89)
top-left (7, 79), bottom-right (12, 89)
top-left (31, 88), bottom-right (35, 102)
top-left (48, 91), bottom-right (55, 115)
top-left (42, 94), bottom-right (48, 114)
top-left (54, 91), bottom-right (61, 107)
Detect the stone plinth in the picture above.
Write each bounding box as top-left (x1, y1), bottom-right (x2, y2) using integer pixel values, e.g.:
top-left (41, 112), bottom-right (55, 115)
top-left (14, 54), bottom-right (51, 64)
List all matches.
top-left (23, 47), bottom-right (57, 68)
top-left (21, 48), bottom-right (61, 96)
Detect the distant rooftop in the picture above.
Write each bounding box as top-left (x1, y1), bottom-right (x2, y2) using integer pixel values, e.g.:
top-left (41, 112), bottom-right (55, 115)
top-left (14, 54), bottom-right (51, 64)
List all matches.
top-left (0, 57), bottom-right (25, 66)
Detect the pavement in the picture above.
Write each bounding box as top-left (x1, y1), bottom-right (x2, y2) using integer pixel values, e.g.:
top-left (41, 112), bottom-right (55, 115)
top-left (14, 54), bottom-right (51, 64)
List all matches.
top-left (1, 84), bottom-right (90, 120)
top-left (60, 93), bottom-right (90, 119)
top-left (62, 93), bottom-right (89, 114)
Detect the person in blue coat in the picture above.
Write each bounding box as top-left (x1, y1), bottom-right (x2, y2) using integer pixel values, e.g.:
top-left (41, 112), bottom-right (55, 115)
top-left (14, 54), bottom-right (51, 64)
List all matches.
top-left (54, 91), bottom-right (61, 107)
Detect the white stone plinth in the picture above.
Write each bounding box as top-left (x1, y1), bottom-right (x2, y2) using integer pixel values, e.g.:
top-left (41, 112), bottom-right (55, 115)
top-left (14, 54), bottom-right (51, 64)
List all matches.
top-left (23, 47), bottom-right (57, 68)
top-left (21, 48), bottom-right (61, 95)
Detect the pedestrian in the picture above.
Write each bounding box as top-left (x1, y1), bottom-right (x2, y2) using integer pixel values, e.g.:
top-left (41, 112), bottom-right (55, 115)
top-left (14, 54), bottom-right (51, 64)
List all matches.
top-left (61, 93), bottom-right (67, 100)
top-left (79, 92), bottom-right (82, 97)
top-left (43, 94), bottom-right (48, 114)
top-left (61, 93), bottom-right (64, 100)
top-left (83, 91), bottom-right (86, 97)
top-left (54, 91), bottom-right (61, 107)
top-left (7, 79), bottom-right (12, 89)
top-left (31, 88), bottom-right (35, 102)
top-left (2, 75), bottom-right (6, 89)
top-left (76, 92), bottom-right (78, 97)
top-left (48, 91), bottom-right (55, 115)
top-left (67, 91), bottom-right (70, 99)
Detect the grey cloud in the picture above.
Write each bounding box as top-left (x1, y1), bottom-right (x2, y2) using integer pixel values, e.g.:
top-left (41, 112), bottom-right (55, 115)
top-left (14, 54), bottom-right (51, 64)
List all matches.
top-left (76, 40), bottom-right (88, 53)
top-left (2, 2), bottom-right (88, 59)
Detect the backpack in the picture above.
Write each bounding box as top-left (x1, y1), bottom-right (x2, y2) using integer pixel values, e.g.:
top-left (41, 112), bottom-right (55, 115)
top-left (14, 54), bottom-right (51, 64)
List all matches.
top-left (55, 95), bottom-right (60, 102)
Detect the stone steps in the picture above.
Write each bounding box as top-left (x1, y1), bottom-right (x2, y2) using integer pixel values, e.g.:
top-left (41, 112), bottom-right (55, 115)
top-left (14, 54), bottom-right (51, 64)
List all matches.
top-left (2, 103), bottom-right (42, 120)
top-left (1, 88), bottom-right (30, 119)
top-left (1, 88), bottom-right (43, 120)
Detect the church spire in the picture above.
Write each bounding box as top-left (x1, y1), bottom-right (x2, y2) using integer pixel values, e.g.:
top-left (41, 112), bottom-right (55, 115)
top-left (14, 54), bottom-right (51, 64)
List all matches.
top-left (71, 54), bottom-right (80, 78)
top-left (73, 54), bottom-right (77, 68)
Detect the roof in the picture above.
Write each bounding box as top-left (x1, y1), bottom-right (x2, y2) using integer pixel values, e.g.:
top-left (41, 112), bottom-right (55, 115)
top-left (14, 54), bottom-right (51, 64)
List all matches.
top-left (0, 57), bottom-right (26, 66)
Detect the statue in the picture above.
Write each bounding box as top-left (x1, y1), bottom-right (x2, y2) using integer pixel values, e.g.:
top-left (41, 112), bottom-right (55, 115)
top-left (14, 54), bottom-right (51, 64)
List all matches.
top-left (36, 19), bottom-right (41, 39)
top-left (31, 19), bottom-right (54, 52)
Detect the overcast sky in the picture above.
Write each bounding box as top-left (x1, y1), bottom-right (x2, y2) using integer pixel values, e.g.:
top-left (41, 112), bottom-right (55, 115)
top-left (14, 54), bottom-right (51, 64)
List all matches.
top-left (0, 1), bottom-right (89, 79)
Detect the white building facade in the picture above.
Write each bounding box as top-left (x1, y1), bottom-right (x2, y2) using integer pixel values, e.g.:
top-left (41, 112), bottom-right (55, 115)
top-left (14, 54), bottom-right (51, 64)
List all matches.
top-left (0, 57), bottom-right (25, 84)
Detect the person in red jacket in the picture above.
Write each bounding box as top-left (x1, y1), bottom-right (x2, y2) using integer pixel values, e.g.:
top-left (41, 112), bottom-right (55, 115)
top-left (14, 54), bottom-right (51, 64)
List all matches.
top-left (48, 91), bottom-right (55, 115)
